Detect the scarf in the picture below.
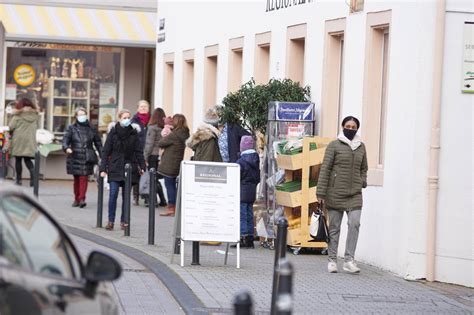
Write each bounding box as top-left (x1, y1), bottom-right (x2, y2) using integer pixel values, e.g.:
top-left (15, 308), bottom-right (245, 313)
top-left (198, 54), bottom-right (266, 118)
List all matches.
top-left (337, 132), bottom-right (362, 151)
top-left (115, 123), bottom-right (136, 161)
top-left (137, 112), bottom-right (150, 127)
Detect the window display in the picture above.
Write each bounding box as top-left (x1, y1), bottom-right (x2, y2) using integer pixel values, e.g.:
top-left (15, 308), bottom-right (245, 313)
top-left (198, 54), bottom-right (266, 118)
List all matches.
top-left (3, 42), bottom-right (122, 136)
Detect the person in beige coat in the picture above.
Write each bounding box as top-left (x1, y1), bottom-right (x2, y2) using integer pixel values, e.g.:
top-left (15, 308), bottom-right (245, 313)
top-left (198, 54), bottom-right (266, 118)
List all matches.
top-left (8, 98), bottom-right (39, 186)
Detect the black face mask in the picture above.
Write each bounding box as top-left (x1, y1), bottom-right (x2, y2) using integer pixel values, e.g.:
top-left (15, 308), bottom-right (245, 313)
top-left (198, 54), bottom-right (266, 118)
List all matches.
top-left (343, 128), bottom-right (358, 140)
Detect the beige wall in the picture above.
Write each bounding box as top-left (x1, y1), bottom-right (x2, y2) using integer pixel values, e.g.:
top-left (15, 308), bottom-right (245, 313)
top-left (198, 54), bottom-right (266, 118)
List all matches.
top-left (123, 47), bottom-right (145, 112)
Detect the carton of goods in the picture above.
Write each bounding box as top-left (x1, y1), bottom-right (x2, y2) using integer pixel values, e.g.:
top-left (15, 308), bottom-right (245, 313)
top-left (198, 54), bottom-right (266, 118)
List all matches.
top-left (275, 180), bottom-right (317, 207)
top-left (276, 137), bottom-right (333, 170)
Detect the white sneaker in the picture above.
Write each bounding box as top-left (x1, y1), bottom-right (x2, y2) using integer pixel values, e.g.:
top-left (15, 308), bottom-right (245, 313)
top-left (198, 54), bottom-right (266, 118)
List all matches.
top-left (328, 261), bottom-right (338, 273)
top-left (343, 261), bottom-right (360, 273)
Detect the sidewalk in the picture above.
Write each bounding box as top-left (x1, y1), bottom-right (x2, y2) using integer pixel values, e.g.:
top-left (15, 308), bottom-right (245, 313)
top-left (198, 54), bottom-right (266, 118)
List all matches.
top-left (35, 180), bottom-right (472, 314)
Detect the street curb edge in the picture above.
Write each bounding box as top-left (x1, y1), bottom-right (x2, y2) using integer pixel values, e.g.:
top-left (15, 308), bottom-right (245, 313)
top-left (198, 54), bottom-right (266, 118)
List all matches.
top-left (66, 225), bottom-right (208, 315)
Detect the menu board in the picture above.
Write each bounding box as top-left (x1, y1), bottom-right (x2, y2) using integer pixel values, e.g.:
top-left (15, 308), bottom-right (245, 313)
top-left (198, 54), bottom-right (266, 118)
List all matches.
top-left (181, 161), bottom-right (240, 243)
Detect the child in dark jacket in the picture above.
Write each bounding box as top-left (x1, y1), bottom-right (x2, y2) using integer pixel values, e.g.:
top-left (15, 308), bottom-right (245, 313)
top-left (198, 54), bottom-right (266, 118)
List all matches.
top-left (236, 135), bottom-right (260, 248)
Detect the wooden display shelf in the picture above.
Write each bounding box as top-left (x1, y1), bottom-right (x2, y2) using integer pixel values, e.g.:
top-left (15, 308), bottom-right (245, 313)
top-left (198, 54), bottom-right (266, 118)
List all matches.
top-left (276, 136), bottom-right (334, 251)
top-left (275, 186), bottom-right (317, 207)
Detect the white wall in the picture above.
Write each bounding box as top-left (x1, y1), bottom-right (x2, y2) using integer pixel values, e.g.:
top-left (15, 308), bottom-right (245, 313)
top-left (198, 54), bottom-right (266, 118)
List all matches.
top-left (155, 0), bottom-right (473, 287)
top-left (436, 9), bottom-right (473, 287)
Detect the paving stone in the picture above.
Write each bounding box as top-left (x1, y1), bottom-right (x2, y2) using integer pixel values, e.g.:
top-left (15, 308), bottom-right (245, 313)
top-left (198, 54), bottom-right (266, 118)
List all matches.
top-left (36, 180), bottom-right (473, 314)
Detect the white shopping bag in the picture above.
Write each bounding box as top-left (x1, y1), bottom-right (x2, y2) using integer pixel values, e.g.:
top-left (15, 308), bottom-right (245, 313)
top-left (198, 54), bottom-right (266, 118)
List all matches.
top-left (256, 217), bottom-right (268, 238)
top-left (309, 212), bottom-right (320, 239)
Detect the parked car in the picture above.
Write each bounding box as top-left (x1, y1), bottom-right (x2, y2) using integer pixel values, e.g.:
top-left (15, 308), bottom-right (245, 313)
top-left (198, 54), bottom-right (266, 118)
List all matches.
top-left (0, 186), bottom-right (122, 314)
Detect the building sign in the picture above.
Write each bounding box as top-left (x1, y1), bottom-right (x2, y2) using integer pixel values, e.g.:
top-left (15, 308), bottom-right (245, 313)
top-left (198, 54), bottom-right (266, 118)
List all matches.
top-left (276, 102), bottom-right (314, 121)
top-left (462, 22), bottom-right (474, 93)
top-left (13, 64), bottom-right (35, 87)
top-left (266, 0), bottom-right (313, 12)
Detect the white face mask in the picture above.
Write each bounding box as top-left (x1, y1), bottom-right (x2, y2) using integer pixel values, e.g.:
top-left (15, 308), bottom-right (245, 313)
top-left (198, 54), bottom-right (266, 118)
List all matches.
top-left (120, 118), bottom-right (131, 127)
top-left (77, 115), bottom-right (87, 123)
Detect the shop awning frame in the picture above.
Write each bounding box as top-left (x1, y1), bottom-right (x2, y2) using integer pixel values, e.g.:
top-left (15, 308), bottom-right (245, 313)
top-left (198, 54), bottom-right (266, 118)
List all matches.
top-left (0, 3), bottom-right (157, 48)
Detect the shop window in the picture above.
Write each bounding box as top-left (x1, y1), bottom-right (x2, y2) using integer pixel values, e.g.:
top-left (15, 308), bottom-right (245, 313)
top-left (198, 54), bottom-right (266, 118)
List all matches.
top-left (362, 10), bottom-right (391, 186)
top-left (228, 37), bottom-right (244, 93)
top-left (163, 53), bottom-right (174, 115)
top-left (321, 18), bottom-right (346, 137)
top-left (254, 31), bottom-right (271, 84)
top-left (286, 24), bottom-right (306, 85)
top-left (182, 49), bottom-right (195, 130)
top-left (3, 42), bottom-right (122, 134)
top-left (204, 44), bottom-right (218, 110)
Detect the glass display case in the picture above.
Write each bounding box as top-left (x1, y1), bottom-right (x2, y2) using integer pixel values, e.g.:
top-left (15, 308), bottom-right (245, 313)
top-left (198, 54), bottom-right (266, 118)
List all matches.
top-left (260, 101), bottom-right (316, 239)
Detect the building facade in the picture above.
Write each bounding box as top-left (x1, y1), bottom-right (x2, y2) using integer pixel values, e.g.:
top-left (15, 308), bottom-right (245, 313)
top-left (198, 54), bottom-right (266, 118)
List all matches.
top-left (0, 0), bottom-right (157, 178)
top-left (155, 0), bottom-right (473, 287)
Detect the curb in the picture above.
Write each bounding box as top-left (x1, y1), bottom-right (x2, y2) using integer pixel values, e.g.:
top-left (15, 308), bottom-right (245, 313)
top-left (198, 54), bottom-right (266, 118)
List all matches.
top-left (66, 226), bottom-right (208, 315)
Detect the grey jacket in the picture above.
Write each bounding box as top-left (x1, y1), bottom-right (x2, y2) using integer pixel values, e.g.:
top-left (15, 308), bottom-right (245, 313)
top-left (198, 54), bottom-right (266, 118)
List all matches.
top-left (144, 124), bottom-right (163, 161)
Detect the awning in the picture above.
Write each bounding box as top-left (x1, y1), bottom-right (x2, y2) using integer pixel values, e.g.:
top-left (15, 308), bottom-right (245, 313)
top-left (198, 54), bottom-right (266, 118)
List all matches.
top-left (0, 4), bottom-right (156, 47)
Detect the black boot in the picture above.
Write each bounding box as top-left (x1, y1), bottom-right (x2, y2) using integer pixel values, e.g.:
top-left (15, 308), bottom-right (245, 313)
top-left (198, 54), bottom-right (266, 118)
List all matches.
top-left (231, 236), bottom-right (246, 248)
top-left (157, 181), bottom-right (167, 207)
top-left (143, 195), bottom-right (149, 207)
top-left (246, 236), bottom-right (255, 249)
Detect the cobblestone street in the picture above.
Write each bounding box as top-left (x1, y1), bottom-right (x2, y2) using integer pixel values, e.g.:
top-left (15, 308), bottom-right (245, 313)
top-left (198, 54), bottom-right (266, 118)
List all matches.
top-left (34, 180), bottom-right (473, 314)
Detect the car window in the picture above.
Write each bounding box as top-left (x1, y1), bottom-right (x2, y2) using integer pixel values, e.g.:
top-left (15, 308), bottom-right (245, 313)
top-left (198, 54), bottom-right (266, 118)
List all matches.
top-left (0, 195), bottom-right (78, 279)
top-left (0, 208), bottom-right (30, 269)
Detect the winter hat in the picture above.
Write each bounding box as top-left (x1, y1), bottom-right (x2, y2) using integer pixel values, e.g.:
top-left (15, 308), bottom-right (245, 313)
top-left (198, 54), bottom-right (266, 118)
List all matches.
top-left (240, 136), bottom-right (254, 152)
top-left (203, 106), bottom-right (221, 126)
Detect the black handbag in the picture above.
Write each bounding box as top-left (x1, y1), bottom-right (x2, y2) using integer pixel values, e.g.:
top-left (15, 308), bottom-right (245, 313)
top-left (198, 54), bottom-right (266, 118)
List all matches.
top-left (85, 148), bottom-right (98, 164)
top-left (310, 203), bottom-right (329, 243)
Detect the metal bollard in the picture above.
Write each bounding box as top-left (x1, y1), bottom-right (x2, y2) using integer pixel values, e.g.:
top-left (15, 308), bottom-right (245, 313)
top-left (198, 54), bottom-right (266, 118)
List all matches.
top-left (191, 241), bottom-right (200, 265)
top-left (148, 168), bottom-right (156, 245)
top-left (97, 175), bottom-right (104, 228)
top-left (270, 217), bottom-right (289, 315)
top-left (123, 163), bottom-right (132, 236)
top-left (233, 290), bottom-right (253, 315)
top-left (0, 149), bottom-right (6, 179)
top-left (33, 150), bottom-right (40, 197)
top-left (275, 259), bottom-right (294, 315)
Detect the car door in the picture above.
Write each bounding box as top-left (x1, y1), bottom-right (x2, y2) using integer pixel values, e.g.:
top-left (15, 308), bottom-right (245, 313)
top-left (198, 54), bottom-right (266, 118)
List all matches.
top-left (0, 193), bottom-right (112, 315)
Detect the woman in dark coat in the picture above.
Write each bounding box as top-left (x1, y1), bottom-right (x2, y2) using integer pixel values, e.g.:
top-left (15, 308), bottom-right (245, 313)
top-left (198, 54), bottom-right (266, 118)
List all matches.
top-left (317, 116), bottom-right (368, 274)
top-left (63, 107), bottom-right (102, 208)
top-left (143, 107), bottom-right (167, 207)
top-left (100, 109), bottom-right (146, 230)
top-left (157, 114), bottom-right (190, 216)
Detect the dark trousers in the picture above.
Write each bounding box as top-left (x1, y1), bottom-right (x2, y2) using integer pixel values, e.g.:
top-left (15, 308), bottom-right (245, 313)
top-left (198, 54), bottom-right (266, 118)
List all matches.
top-left (73, 175), bottom-right (88, 202)
top-left (108, 181), bottom-right (128, 223)
top-left (240, 202), bottom-right (254, 236)
top-left (164, 176), bottom-right (177, 205)
top-left (15, 156), bottom-right (34, 184)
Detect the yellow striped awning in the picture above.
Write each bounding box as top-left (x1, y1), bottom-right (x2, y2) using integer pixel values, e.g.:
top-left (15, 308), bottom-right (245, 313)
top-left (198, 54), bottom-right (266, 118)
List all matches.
top-left (0, 4), bottom-right (156, 47)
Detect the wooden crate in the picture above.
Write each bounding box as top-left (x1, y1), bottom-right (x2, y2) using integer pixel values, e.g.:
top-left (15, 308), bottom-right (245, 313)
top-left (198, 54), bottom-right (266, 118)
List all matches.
top-left (275, 186), bottom-right (317, 207)
top-left (276, 147), bottom-right (327, 170)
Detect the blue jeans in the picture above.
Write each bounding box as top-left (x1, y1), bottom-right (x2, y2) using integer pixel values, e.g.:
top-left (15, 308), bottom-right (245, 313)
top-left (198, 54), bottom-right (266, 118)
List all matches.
top-left (240, 202), bottom-right (254, 236)
top-left (164, 176), bottom-right (177, 205)
top-left (108, 181), bottom-right (126, 223)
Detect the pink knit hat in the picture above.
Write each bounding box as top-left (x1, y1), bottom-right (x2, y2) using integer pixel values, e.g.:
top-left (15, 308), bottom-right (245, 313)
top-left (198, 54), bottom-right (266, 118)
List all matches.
top-left (240, 136), bottom-right (254, 152)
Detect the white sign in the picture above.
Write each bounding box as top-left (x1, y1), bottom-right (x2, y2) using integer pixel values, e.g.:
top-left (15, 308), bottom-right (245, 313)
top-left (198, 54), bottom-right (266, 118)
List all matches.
top-left (462, 22), bottom-right (474, 93)
top-left (181, 161), bottom-right (240, 243)
top-left (5, 84), bottom-right (17, 100)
